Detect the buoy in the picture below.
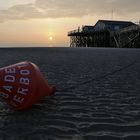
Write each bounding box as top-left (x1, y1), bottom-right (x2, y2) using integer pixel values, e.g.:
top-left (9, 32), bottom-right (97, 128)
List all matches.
top-left (0, 61), bottom-right (55, 110)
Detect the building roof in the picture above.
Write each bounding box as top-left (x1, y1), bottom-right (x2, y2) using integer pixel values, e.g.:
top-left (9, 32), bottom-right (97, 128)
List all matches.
top-left (98, 20), bottom-right (136, 26)
top-left (94, 20), bottom-right (137, 31)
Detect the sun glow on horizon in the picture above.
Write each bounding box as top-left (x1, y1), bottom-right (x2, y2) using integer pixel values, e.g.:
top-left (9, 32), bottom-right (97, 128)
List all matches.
top-left (49, 36), bottom-right (53, 41)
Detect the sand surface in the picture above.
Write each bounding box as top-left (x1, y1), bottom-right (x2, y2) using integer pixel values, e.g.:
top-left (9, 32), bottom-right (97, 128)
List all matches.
top-left (0, 47), bottom-right (140, 140)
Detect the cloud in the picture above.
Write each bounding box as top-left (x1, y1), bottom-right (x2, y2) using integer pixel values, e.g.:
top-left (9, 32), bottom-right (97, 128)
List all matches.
top-left (0, 0), bottom-right (140, 22)
top-left (34, 0), bottom-right (140, 16)
top-left (0, 3), bottom-right (43, 22)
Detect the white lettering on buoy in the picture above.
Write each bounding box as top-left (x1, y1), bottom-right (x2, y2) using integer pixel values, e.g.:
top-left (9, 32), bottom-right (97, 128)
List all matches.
top-left (17, 87), bottom-right (28, 95)
top-left (4, 75), bottom-right (15, 83)
top-left (19, 78), bottom-right (30, 85)
top-left (13, 95), bottom-right (24, 103)
top-left (0, 92), bottom-right (9, 99)
top-left (3, 86), bottom-right (13, 92)
top-left (2, 66), bottom-right (31, 105)
top-left (5, 68), bottom-right (16, 74)
top-left (20, 70), bottom-right (30, 75)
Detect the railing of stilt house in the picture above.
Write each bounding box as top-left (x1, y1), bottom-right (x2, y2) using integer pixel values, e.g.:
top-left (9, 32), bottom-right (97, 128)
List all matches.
top-left (114, 25), bottom-right (140, 48)
top-left (68, 28), bottom-right (83, 36)
top-left (116, 25), bottom-right (140, 34)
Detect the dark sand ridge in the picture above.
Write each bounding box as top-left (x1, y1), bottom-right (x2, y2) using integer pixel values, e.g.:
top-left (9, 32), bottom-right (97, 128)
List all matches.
top-left (0, 47), bottom-right (140, 140)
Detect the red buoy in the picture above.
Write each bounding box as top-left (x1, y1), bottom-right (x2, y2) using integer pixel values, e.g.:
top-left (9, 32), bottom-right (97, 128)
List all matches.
top-left (0, 61), bottom-right (55, 110)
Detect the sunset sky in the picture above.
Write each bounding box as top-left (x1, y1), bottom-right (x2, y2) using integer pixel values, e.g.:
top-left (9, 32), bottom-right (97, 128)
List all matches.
top-left (0, 0), bottom-right (140, 47)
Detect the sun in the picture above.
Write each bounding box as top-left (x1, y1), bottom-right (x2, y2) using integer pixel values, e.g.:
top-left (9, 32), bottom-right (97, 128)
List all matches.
top-left (49, 36), bottom-right (53, 41)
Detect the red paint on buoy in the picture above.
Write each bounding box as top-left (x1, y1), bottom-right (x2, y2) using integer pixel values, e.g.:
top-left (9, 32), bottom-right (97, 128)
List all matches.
top-left (0, 61), bottom-right (55, 110)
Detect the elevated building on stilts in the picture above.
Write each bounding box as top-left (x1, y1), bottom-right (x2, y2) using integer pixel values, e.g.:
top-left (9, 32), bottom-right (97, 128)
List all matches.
top-left (68, 20), bottom-right (140, 48)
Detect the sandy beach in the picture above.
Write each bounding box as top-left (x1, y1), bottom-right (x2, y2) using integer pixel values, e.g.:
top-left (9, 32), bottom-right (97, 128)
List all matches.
top-left (0, 47), bottom-right (140, 140)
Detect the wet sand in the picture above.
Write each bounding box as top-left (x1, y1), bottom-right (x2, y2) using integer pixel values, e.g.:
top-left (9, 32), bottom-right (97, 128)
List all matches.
top-left (0, 47), bottom-right (140, 140)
